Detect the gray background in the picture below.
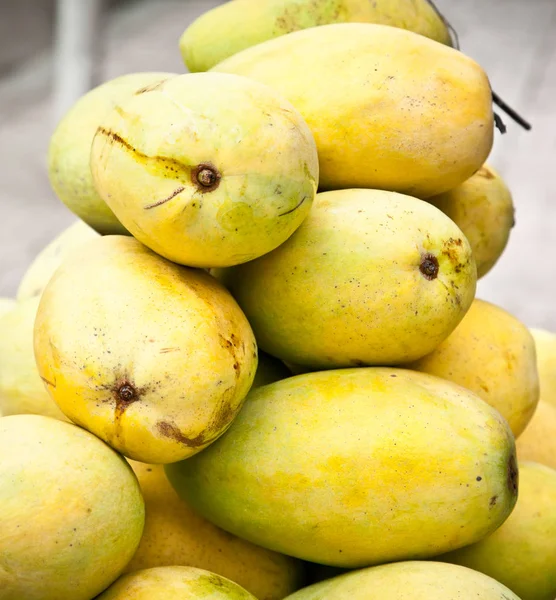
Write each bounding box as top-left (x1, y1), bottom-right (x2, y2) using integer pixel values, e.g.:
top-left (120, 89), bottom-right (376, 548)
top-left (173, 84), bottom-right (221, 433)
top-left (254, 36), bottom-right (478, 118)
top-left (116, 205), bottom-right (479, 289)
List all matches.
top-left (1, 0), bottom-right (554, 330)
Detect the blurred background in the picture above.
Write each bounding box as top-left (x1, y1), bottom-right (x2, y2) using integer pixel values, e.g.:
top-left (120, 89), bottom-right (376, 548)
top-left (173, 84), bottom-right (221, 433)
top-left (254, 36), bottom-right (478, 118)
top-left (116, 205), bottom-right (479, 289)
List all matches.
top-left (0, 0), bottom-right (554, 329)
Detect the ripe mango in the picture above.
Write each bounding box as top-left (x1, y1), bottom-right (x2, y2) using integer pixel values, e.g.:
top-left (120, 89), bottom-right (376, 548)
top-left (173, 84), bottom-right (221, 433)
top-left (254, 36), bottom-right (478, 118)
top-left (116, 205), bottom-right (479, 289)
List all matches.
top-left (440, 461), bottom-right (556, 600)
top-left (48, 72), bottom-right (176, 234)
top-left (91, 72), bottom-right (318, 268)
top-left (211, 23), bottom-right (493, 197)
top-left (166, 368), bottom-right (518, 568)
top-left (0, 415), bottom-right (145, 600)
top-left (0, 297), bottom-right (67, 420)
top-left (530, 328), bottom-right (556, 406)
top-left (282, 561), bottom-right (520, 600)
top-left (428, 164), bottom-right (515, 278)
top-left (516, 400), bottom-right (556, 470)
top-left (408, 298), bottom-right (539, 437)
top-left (217, 189), bottom-right (476, 369)
top-left (34, 235), bottom-right (258, 464)
top-left (97, 566), bottom-right (256, 600)
top-left (17, 220), bottom-right (99, 301)
top-left (125, 461), bottom-right (304, 600)
top-left (181, 0), bottom-right (452, 73)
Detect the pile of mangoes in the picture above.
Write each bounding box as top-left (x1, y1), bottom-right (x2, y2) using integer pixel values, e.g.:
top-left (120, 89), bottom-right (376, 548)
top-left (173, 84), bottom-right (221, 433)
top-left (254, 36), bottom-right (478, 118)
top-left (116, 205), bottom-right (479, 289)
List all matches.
top-left (1, 1), bottom-right (555, 599)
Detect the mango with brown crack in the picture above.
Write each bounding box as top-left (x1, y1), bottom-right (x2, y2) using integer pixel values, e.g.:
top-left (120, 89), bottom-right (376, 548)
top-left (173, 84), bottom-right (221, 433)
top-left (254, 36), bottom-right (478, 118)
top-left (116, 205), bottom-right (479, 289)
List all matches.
top-left (216, 189), bottom-right (477, 369)
top-left (33, 235), bottom-right (258, 464)
top-left (90, 72), bottom-right (318, 268)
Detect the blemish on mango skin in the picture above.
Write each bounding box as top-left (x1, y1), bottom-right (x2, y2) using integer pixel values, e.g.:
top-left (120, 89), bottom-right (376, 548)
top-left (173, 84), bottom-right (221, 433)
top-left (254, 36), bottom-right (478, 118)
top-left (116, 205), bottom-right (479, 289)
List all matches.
top-left (419, 253), bottom-right (439, 280)
top-left (508, 453), bottom-right (519, 495)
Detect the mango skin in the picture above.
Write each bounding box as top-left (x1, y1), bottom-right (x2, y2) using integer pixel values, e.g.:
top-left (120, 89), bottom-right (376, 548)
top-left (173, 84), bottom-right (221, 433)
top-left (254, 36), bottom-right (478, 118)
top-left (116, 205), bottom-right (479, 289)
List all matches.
top-left (217, 189), bottom-right (476, 369)
top-left (48, 72), bottom-right (176, 234)
top-left (529, 328), bottom-right (556, 407)
top-left (428, 164), bottom-right (515, 278)
top-left (125, 461), bottom-right (304, 600)
top-left (17, 220), bottom-right (99, 301)
top-left (212, 23), bottom-right (493, 197)
top-left (181, 0), bottom-right (452, 73)
top-left (0, 297), bottom-right (15, 317)
top-left (91, 72), bottom-right (318, 268)
top-left (97, 566), bottom-right (256, 600)
top-left (407, 298), bottom-right (539, 438)
top-left (517, 400), bottom-right (556, 470)
top-left (440, 462), bottom-right (556, 600)
top-left (283, 561), bottom-right (520, 600)
top-left (166, 368), bottom-right (518, 568)
top-left (0, 415), bottom-right (145, 600)
top-left (34, 235), bottom-right (258, 464)
top-left (0, 297), bottom-right (67, 420)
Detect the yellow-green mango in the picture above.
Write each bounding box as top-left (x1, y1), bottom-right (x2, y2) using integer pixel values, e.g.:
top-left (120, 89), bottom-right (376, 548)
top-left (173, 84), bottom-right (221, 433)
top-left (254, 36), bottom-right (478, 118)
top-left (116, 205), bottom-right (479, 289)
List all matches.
top-left (125, 461), bottom-right (304, 600)
top-left (283, 561), bottom-right (520, 600)
top-left (0, 297), bottom-right (67, 420)
top-left (0, 415), bottom-right (145, 600)
top-left (91, 72), bottom-right (318, 268)
top-left (517, 400), bottom-right (556, 470)
top-left (407, 298), bottom-right (539, 437)
top-left (166, 368), bottom-right (518, 568)
top-left (97, 566), bottom-right (257, 600)
top-left (181, 0), bottom-right (452, 73)
top-left (252, 351), bottom-right (292, 388)
top-left (0, 297), bottom-right (15, 317)
top-left (34, 235), bottom-right (258, 464)
top-left (48, 71), bottom-right (176, 234)
top-left (440, 461), bottom-right (556, 600)
top-left (211, 23), bottom-right (493, 197)
top-left (428, 164), bottom-right (515, 278)
top-left (217, 189), bottom-right (476, 369)
top-left (17, 220), bottom-right (99, 301)
top-left (530, 328), bottom-right (556, 406)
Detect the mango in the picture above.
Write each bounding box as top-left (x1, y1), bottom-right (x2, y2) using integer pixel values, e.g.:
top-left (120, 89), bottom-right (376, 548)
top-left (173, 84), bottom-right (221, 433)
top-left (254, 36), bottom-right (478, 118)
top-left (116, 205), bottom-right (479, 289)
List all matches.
top-left (125, 460), bottom-right (304, 600)
top-left (516, 400), bottom-right (556, 470)
top-left (0, 415), bottom-right (145, 600)
top-left (407, 298), bottom-right (539, 437)
top-left (91, 72), bottom-right (318, 268)
top-left (34, 235), bottom-right (258, 464)
top-left (428, 164), bottom-right (515, 278)
top-left (282, 561), bottom-right (520, 600)
top-left (48, 71), bottom-right (176, 234)
top-left (0, 297), bottom-right (15, 317)
top-left (180, 0), bottom-right (452, 73)
top-left (0, 297), bottom-right (66, 420)
top-left (211, 23), bottom-right (493, 197)
top-left (217, 189), bottom-right (476, 369)
top-left (17, 220), bottom-right (99, 301)
top-left (97, 566), bottom-right (257, 600)
top-left (252, 351), bottom-right (292, 388)
top-left (440, 461), bottom-right (556, 600)
top-left (530, 328), bottom-right (556, 406)
top-left (166, 368), bottom-right (518, 568)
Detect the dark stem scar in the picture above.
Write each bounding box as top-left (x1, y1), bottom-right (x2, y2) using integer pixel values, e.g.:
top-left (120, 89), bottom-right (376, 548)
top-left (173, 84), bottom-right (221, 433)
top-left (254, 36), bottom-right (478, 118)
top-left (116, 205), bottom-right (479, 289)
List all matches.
top-left (191, 163), bottom-right (221, 193)
top-left (40, 375), bottom-right (57, 388)
top-left (419, 253), bottom-right (439, 280)
top-left (278, 195), bottom-right (308, 217)
top-left (144, 186), bottom-right (185, 210)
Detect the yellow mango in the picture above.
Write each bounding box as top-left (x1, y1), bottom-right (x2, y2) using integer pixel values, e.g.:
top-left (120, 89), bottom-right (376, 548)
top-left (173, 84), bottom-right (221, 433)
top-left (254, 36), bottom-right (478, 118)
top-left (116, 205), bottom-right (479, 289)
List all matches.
top-left (440, 461), bottom-right (556, 600)
top-left (516, 400), bottom-right (556, 470)
top-left (181, 0), bottom-right (452, 73)
top-left (97, 566), bottom-right (256, 600)
top-left (48, 72), bottom-right (176, 234)
top-left (0, 297), bottom-right (15, 317)
top-left (428, 164), bottom-right (515, 278)
top-left (0, 415), bottom-right (145, 600)
top-left (166, 368), bottom-right (518, 568)
top-left (125, 461), bottom-right (304, 600)
top-left (407, 298), bottom-right (539, 437)
top-left (283, 561), bottom-right (520, 600)
top-left (212, 23), bottom-right (493, 197)
top-left (217, 189), bottom-right (476, 369)
top-left (0, 297), bottom-right (67, 420)
top-left (34, 235), bottom-right (257, 464)
top-left (530, 328), bottom-right (556, 406)
top-left (17, 220), bottom-right (99, 301)
top-left (91, 72), bottom-right (318, 268)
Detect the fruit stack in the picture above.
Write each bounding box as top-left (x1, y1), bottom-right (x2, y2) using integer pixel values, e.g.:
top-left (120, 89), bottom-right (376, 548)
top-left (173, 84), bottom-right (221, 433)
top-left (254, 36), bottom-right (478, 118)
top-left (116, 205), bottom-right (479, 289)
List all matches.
top-left (1, 1), bottom-right (555, 600)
